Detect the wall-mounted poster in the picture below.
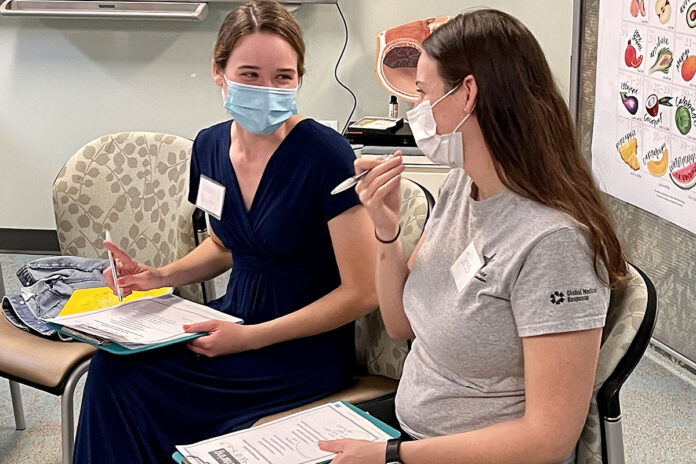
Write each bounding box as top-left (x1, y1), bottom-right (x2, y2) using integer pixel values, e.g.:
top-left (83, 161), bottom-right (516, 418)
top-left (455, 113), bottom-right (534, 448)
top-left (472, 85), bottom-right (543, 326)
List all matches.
top-left (593, 0), bottom-right (696, 233)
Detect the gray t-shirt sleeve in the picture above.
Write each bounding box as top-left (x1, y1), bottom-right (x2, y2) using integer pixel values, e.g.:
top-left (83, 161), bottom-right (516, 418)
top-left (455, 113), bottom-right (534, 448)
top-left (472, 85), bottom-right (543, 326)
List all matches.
top-left (510, 227), bottom-right (609, 337)
top-left (423, 169), bottom-right (458, 235)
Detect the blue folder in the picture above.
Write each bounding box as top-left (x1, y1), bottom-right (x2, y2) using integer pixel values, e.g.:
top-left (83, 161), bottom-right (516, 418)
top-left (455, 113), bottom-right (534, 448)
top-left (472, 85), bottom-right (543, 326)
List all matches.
top-left (45, 322), bottom-right (236, 356)
top-left (171, 401), bottom-right (401, 464)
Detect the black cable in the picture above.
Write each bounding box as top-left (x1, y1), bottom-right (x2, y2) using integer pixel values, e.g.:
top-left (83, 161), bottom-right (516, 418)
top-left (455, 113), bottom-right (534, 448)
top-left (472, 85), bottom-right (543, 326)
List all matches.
top-left (334, 1), bottom-right (357, 135)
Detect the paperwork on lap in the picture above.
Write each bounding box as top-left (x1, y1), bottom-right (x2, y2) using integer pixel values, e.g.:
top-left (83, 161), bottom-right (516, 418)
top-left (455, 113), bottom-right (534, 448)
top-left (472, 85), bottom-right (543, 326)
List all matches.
top-left (44, 293), bottom-right (242, 351)
top-left (174, 401), bottom-right (399, 464)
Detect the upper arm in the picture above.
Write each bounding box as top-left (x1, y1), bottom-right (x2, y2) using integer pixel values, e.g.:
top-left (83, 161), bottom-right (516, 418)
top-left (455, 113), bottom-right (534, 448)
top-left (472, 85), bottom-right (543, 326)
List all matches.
top-left (511, 227), bottom-right (609, 458)
top-left (313, 128), bottom-right (374, 292)
top-left (327, 205), bottom-right (377, 295)
top-left (510, 227), bottom-right (609, 338)
top-left (207, 224), bottom-right (228, 252)
top-left (521, 328), bottom-right (602, 455)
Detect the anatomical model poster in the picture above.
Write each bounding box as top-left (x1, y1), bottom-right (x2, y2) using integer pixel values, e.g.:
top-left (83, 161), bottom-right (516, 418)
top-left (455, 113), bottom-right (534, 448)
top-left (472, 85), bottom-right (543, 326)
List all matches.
top-left (592, 0), bottom-right (696, 233)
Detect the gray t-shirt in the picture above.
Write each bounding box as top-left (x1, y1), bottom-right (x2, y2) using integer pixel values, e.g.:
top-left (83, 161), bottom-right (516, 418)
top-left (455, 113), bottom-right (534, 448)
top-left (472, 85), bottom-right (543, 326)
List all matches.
top-left (396, 169), bottom-right (609, 463)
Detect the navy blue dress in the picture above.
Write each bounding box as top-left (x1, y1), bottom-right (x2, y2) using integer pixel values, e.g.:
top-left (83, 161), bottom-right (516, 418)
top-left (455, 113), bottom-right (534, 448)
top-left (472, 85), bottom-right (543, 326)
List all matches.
top-left (73, 119), bottom-right (361, 464)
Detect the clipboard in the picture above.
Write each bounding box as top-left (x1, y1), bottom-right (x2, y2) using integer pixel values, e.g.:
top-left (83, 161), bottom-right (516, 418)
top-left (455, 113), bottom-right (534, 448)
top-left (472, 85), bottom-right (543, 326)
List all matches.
top-left (171, 401), bottom-right (401, 464)
top-left (45, 293), bottom-right (244, 356)
top-left (45, 321), bottom-right (210, 355)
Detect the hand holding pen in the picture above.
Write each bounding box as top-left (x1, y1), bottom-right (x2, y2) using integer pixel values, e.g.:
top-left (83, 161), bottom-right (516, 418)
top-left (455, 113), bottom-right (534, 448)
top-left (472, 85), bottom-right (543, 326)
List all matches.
top-left (331, 154), bottom-right (393, 195)
top-left (351, 151), bottom-right (404, 241)
top-left (105, 231), bottom-right (123, 301)
top-left (102, 234), bottom-right (164, 299)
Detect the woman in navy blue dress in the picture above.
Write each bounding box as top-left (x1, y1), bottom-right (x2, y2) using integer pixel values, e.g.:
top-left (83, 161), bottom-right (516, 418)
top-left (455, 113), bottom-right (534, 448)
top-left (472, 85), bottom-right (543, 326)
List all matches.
top-left (72, 2), bottom-right (379, 463)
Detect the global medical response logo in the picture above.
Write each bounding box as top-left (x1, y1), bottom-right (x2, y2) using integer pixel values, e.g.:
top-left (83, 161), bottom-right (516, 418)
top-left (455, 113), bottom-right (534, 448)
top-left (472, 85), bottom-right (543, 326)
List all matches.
top-left (550, 291), bottom-right (565, 304)
top-left (550, 287), bottom-right (597, 305)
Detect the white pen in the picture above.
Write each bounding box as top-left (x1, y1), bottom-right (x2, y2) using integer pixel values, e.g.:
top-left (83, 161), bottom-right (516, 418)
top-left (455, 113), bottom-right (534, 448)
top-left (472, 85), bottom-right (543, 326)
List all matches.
top-left (330, 154), bottom-right (393, 195)
top-left (105, 230), bottom-right (123, 302)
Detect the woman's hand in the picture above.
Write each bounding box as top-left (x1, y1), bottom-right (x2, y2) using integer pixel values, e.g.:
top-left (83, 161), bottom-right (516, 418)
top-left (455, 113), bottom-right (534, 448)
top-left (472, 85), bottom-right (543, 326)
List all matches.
top-left (354, 152), bottom-right (404, 241)
top-left (318, 439), bottom-right (386, 464)
top-left (103, 240), bottom-right (165, 297)
top-left (184, 320), bottom-right (260, 357)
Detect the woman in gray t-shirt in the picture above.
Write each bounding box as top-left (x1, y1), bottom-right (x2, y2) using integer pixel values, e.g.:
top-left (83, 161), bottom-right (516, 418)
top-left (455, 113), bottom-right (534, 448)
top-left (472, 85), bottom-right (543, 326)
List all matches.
top-left (318, 9), bottom-right (627, 464)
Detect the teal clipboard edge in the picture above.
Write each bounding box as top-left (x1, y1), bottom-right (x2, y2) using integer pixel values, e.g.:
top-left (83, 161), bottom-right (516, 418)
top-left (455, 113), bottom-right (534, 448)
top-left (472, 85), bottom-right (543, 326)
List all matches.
top-left (339, 400), bottom-right (401, 438)
top-left (46, 322), bottom-right (206, 356)
top-left (171, 401), bottom-right (400, 464)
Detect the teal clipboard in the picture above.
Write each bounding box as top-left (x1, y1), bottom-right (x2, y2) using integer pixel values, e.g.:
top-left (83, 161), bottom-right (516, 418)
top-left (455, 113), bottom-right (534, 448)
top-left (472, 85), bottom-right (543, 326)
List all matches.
top-left (171, 400), bottom-right (401, 464)
top-left (341, 401), bottom-right (401, 438)
top-left (46, 322), bottom-right (208, 356)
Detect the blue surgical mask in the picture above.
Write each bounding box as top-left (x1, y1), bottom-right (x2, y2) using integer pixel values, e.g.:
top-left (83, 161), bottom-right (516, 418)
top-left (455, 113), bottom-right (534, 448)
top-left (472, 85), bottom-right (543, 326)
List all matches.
top-left (223, 77), bottom-right (298, 135)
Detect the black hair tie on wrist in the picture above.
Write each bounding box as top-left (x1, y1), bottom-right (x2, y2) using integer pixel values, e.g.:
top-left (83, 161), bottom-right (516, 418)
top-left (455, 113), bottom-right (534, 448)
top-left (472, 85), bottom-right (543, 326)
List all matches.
top-left (375, 225), bottom-right (401, 244)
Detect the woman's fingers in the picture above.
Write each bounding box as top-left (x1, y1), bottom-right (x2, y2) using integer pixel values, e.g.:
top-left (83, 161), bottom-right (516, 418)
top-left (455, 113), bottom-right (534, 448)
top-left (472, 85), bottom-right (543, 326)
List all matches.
top-left (119, 288), bottom-right (134, 298)
top-left (103, 267), bottom-right (115, 289)
top-left (355, 159), bottom-right (402, 200)
top-left (357, 162), bottom-right (404, 206)
top-left (373, 173), bottom-right (402, 203)
top-left (186, 341), bottom-right (211, 357)
top-left (117, 274), bottom-right (141, 289)
top-left (103, 267), bottom-right (134, 297)
top-left (103, 240), bottom-right (137, 269)
top-left (354, 150), bottom-right (402, 175)
top-left (183, 320), bottom-right (219, 334)
top-left (363, 155), bottom-right (403, 184)
top-left (354, 157), bottom-right (382, 174)
top-left (317, 439), bottom-right (347, 453)
top-left (117, 271), bottom-right (154, 292)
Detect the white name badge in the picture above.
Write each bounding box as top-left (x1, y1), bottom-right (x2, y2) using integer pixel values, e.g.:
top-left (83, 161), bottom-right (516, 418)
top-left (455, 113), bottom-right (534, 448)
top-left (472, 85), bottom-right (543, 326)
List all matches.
top-left (195, 175), bottom-right (226, 220)
top-left (450, 241), bottom-right (483, 293)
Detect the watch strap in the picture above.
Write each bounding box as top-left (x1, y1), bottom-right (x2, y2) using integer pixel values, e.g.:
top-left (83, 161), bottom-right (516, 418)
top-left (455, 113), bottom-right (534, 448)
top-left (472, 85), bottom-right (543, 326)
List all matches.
top-left (385, 438), bottom-right (402, 464)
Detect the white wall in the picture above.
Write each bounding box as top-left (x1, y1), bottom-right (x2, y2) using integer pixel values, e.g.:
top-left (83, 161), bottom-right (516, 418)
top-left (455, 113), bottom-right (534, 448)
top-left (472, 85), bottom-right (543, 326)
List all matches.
top-left (0, 0), bottom-right (573, 230)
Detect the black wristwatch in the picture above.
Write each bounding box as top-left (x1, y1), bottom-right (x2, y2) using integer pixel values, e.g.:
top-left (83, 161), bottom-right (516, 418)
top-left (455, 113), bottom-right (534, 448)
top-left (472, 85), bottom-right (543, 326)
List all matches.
top-left (385, 438), bottom-right (403, 464)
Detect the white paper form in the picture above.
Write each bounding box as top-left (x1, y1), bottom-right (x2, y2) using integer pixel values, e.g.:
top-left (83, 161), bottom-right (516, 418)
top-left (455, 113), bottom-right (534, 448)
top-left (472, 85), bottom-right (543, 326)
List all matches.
top-left (176, 401), bottom-right (394, 464)
top-left (46, 294), bottom-right (241, 348)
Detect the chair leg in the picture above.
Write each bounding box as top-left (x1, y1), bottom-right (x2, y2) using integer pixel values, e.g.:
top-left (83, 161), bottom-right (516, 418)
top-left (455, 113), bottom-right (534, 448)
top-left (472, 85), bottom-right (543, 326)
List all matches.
top-left (60, 358), bottom-right (91, 464)
top-left (603, 416), bottom-right (626, 464)
top-left (9, 380), bottom-right (26, 430)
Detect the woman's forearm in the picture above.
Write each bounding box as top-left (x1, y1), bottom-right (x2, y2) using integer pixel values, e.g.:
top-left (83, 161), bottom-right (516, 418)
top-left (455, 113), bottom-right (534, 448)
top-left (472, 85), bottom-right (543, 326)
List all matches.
top-left (375, 237), bottom-right (414, 340)
top-left (400, 415), bottom-right (575, 464)
top-left (252, 283), bottom-right (377, 348)
top-left (159, 237), bottom-right (232, 288)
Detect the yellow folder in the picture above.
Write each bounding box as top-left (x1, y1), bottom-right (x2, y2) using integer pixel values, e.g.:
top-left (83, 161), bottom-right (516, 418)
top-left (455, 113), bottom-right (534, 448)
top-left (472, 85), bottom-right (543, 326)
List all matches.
top-left (58, 286), bottom-right (173, 316)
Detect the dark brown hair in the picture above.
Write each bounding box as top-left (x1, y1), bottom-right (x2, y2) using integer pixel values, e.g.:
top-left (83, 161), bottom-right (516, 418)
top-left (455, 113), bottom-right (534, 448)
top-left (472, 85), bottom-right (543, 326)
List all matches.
top-left (214, 0), bottom-right (306, 79)
top-left (423, 9), bottom-right (627, 288)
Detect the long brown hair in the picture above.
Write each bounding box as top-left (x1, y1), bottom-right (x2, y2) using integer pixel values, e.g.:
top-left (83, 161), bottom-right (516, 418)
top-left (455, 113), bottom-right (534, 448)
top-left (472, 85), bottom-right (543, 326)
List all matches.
top-left (423, 10), bottom-right (627, 288)
top-left (214, 0), bottom-right (306, 79)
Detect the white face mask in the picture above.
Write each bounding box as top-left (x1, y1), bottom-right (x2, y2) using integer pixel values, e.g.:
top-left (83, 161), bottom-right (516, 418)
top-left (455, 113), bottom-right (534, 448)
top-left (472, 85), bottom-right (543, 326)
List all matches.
top-left (406, 84), bottom-right (474, 168)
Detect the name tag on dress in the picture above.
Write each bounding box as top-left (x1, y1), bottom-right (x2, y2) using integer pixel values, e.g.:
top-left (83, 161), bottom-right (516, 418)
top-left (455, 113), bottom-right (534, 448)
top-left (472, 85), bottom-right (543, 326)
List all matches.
top-left (450, 241), bottom-right (483, 293)
top-left (196, 175), bottom-right (226, 220)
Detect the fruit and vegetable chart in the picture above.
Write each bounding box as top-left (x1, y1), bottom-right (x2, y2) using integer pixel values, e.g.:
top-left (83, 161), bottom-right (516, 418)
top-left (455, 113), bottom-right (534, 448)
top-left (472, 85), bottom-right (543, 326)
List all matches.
top-left (593, 0), bottom-right (696, 233)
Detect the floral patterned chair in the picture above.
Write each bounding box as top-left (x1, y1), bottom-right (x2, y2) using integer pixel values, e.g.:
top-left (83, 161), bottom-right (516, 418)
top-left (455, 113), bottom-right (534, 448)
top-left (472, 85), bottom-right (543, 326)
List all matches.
top-left (577, 263), bottom-right (658, 464)
top-left (255, 178), bottom-right (434, 425)
top-left (53, 132), bottom-right (203, 302)
top-left (3, 131), bottom-right (205, 464)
